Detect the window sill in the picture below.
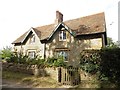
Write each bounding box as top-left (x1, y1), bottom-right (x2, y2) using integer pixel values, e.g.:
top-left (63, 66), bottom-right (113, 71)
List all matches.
top-left (59, 40), bottom-right (66, 41)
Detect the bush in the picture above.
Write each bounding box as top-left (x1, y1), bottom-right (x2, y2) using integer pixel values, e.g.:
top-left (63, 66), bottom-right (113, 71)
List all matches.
top-left (79, 48), bottom-right (120, 84)
top-left (46, 57), bottom-right (57, 67)
top-left (26, 56), bottom-right (45, 66)
top-left (100, 47), bottom-right (120, 83)
top-left (53, 56), bottom-right (66, 67)
top-left (46, 56), bottom-right (66, 67)
top-left (79, 50), bottom-right (100, 73)
top-left (0, 46), bottom-right (13, 60)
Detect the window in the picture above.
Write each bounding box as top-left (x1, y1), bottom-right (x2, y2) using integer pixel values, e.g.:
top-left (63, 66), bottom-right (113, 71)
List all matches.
top-left (28, 51), bottom-right (35, 59)
top-left (59, 31), bottom-right (66, 41)
top-left (30, 34), bottom-right (35, 44)
top-left (57, 51), bottom-right (68, 61)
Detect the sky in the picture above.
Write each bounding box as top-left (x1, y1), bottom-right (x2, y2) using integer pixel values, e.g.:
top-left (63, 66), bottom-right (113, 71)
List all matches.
top-left (0, 0), bottom-right (119, 49)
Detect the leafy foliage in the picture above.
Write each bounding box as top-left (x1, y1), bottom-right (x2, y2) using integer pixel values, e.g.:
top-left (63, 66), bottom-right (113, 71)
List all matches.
top-left (80, 50), bottom-right (100, 73)
top-left (46, 56), bottom-right (66, 67)
top-left (0, 46), bottom-right (13, 60)
top-left (106, 37), bottom-right (119, 48)
top-left (79, 47), bottom-right (120, 85)
top-left (100, 47), bottom-right (120, 83)
top-left (0, 46), bottom-right (66, 67)
top-left (53, 56), bottom-right (66, 67)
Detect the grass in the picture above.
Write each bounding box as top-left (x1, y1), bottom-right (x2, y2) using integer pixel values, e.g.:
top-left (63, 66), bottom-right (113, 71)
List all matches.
top-left (2, 70), bottom-right (60, 88)
top-left (3, 70), bottom-right (118, 88)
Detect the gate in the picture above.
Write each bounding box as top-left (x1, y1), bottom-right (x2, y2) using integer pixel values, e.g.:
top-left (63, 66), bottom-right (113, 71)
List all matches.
top-left (58, 67), bottom-right (80, 86)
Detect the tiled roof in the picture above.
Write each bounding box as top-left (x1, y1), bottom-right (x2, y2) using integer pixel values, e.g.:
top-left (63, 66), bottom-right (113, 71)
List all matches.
top-left (64, 12), bottom-right (105, 35)
top-left (12, 12), bottom-right (106, 44)
top-left (12, 31), bottom-right (28, 44)
top-left (34, 24), bottom-right (55, 40)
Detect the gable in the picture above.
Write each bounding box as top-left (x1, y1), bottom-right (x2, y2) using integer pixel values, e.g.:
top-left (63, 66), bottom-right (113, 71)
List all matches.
top-left (45, 23), bottom-right (74, 41)
top-left (12, 28), bottom-right (41, 44)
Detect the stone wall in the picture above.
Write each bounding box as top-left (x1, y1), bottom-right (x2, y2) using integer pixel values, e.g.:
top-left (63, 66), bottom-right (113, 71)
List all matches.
top-left (2, 62), bottom-right (58, 81)
top-left (2, 62), bottom-right (96, 82)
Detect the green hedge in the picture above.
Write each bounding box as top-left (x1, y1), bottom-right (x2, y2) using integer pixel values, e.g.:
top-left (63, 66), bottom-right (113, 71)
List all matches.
top-left (100, 47), bottom-right (120, 83)
top-left (79, 47), bottom-right (120, 83)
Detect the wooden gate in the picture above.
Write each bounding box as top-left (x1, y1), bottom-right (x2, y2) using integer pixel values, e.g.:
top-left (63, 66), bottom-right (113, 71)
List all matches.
top-left (58, 67), bottom-right (80, 86)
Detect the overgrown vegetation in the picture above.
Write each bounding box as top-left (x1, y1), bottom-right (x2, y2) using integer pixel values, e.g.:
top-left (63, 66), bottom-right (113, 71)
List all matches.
top-left (0, 46), bottom-right (13, 60)
top-left (46, 56), bottom-right (66, 67)
top-left (107, 37), bottom-right (120, 48)
top-left (0, 46), bottom-right (66, 67)
top-left (79, 47), bottom-right (120, 87)
top-left (79, 50), bottom-right (100, 74)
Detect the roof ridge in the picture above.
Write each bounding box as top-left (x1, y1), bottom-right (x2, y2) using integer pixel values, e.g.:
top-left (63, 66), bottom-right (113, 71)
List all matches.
top-left (64, 12), bottom-right (104, 23)
top-left (34, 12), bottom-right (104, 29)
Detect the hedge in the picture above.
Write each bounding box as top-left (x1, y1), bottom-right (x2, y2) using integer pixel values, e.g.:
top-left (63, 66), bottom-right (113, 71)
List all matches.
top-left (79, 47), bottom-right (120, 83)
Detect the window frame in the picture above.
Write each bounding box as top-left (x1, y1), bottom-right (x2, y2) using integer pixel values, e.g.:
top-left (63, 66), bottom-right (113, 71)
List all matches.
top-left (56, 50), bottom-right (68, 62)
top-left (28, 51), bottom-right (36, 59)
top-left (29, 34), bottom-right (35, 44)
top-left (59, 30), bottom-right (67, 41)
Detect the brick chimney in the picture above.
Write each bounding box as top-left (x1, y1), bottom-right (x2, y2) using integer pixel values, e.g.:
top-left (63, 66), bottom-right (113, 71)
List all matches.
top-left (55, 11), bottom-right (63, 26)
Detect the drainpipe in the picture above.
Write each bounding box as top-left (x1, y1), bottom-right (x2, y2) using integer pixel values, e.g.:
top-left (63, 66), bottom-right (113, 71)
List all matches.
top-left (44, 43), bottom-right (46, 61)
top-left (101, 33), bottom-right (106, 48)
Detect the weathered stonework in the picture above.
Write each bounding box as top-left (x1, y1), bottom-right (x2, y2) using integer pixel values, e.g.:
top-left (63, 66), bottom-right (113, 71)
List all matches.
top-left (14, 30), bottom-right (45, 59)
top-left (2, 62), bottom-right (58, 81)
top-left (45, 26), bottom-right (103, 66)
top-left (13, 28), bottom-right (103, 67)
top-left (2, 62), bottom-right (97, 82)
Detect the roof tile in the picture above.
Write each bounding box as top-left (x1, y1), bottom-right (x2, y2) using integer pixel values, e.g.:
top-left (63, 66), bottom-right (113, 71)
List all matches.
top-left (12, 12), bottom-right (106, 44)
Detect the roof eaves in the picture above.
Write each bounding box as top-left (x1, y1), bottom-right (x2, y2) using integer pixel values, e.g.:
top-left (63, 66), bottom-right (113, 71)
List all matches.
top-left (61, 22), bottom-right (76, 37)
top-left (31, 28), bottom-right (41, 40)
top-left (46, 23), bottom-right (61, 41)
top-left (45, 22), bottom-right (76, 41)
top-left (21, 27), bottom-right (32, 43)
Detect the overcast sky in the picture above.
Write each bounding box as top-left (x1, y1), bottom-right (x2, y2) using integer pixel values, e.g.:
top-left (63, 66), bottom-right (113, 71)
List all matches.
top-left (0, 0), bottom-right (119, 49)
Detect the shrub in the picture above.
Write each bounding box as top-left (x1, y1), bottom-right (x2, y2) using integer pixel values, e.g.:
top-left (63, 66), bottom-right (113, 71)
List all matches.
top-left (79, 50), bottom-right (100, 73)
top-left (0, 46), bottom-right (13, 60)
top-left (100, 47), bottom-right (120, 83)
top-left (53, 56), bottom-right (66, 67)
top-left (46, 56), bottom-right (66, 67)
top-left (79, 48), bottom-right (120, 84)
top-left (46, 57), bottom-right (57, 67)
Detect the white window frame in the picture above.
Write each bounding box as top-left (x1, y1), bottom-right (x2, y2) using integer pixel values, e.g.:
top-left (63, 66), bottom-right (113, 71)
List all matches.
top-left (30, 34), bottom-right (35, 44)
top-left (57, 51), bottom-right (68, 62)
top-left (59, 30), bottom-right (66, 41)
top-left (28, 50), bottom-right (36, 59)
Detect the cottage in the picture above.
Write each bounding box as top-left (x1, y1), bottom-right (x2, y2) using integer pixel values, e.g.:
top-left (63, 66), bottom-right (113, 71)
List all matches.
top-left (12, 11), bottom-right (107, 66)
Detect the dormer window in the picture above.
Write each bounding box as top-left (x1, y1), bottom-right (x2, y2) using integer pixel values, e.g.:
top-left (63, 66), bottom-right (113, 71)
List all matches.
top-left (59, 30), bottom-right (66, 41)
top-left (30, 34), bottom-right (35, 44)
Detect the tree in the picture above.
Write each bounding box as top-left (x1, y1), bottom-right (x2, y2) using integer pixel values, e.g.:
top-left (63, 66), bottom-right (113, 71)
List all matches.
top-left (0, 46), bottom-right (13, 60)
top-left (106, 37), bottom-right (118, 48)
top-left (114, 41), bottom-right (120, 48)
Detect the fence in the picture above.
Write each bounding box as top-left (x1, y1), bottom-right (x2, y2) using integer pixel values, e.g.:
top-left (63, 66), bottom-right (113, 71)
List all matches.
top-left (58, 67), bottom-right (80, 86)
